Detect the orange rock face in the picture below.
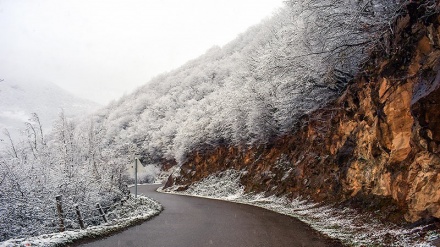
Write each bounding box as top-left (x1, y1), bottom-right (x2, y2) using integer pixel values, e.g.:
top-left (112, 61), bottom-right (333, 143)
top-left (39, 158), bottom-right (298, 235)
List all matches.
top-left (168, 5), bottom-right (440, 223)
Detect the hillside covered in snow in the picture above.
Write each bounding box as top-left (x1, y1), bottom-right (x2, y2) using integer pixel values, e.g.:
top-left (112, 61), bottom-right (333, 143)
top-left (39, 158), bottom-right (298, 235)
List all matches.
top-left (0, 79), bottom-right (100, 138)
top-left (92, 0), bottom-right (397, 165)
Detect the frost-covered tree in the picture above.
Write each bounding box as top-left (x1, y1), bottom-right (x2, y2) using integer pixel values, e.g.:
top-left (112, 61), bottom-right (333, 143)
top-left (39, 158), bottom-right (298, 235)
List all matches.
top-left (282, 0), bottom-right (400, 84)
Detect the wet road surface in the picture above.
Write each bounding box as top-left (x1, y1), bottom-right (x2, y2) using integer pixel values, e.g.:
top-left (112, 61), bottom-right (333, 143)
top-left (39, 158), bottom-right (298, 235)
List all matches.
top-left (77, 184), bottom-right (343, 247)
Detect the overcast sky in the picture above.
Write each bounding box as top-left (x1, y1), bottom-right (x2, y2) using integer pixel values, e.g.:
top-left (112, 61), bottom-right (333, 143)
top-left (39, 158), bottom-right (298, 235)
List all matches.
top-left (0, 0), bottom-right (284, 104)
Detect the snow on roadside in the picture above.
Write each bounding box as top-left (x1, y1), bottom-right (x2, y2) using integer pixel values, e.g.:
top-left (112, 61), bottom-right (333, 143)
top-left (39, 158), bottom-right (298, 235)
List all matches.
top-left (155, 165), bottom-right (181, 184)
top-left (160, 169), bottom-right (439, 247)
top-left (0, 195), bottom-right (163, 247)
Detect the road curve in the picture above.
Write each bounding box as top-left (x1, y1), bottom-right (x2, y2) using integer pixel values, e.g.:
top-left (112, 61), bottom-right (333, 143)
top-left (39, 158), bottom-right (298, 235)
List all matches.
top-left (77, 184), bottom-right (344, 247)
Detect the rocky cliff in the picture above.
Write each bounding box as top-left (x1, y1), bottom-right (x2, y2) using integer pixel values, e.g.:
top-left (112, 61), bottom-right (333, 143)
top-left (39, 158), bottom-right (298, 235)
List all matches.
top-left (166, 2), bottom-right (440, 224)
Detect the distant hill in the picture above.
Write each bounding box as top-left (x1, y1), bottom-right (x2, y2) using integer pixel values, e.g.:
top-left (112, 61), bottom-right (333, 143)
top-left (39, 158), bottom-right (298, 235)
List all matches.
top-left (0, 79), bottom-right (100, 139)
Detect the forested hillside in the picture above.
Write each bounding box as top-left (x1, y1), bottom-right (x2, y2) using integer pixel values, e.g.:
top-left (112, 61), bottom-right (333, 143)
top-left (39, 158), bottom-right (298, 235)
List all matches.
top-left (94, 0), bottom-right (398, 165)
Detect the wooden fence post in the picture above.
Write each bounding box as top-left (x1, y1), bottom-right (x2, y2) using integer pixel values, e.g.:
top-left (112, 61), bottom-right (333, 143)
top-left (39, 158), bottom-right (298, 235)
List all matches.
top-left (75, 205), bottom-right (85, 229)
top-left (96, 203), bottom-right (108, 223)
top-left (55, 195), bottom-right (65, 232)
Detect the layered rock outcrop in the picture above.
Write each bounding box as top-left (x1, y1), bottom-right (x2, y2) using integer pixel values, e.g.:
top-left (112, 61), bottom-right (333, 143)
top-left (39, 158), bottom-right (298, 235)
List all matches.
top-left (167, 3), bottom-right (440, 224)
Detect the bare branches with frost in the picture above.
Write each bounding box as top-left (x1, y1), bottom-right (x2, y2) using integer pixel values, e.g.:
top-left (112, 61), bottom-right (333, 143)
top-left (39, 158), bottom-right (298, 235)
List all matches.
top-left (0, 113), bottom-right (128, 241)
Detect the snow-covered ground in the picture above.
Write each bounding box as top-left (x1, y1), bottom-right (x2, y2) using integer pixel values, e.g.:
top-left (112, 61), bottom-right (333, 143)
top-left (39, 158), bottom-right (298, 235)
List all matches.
top-left (160, 169), bottom-right (440, 247)
top-left (0, 195), bottom-right (162, 247)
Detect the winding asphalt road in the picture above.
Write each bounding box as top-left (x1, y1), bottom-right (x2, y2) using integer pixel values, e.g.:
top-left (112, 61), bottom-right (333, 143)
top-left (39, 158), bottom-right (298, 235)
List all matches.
top-left (77, 185), bottom-right (343, 247)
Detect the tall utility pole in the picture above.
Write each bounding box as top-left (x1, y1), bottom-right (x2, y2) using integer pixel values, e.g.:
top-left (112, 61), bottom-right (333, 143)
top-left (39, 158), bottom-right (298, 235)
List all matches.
top-left (135, 157), bottom-right (138, 198)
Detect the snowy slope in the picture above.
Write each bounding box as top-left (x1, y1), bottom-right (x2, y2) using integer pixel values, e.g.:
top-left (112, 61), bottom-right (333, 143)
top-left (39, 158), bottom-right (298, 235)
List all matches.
top-left (0, 79), bottom-right (100, 137)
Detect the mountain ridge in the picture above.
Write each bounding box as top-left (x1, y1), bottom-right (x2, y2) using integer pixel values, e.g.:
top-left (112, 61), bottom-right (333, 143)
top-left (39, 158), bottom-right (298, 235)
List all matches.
top-left (0, 79), bottom-right (100, 138)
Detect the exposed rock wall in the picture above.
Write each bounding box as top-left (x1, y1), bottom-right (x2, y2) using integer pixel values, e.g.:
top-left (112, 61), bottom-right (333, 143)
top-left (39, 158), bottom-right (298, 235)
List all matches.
top-left (167, 3), bottom-right (440, 223)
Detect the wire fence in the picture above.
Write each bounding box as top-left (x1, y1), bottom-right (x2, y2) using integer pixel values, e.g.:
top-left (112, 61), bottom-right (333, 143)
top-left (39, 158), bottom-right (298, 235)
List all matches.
top-left (0, 193), bottom-right (139, 242)
top-left (53, 195), bottom-right (130, 232)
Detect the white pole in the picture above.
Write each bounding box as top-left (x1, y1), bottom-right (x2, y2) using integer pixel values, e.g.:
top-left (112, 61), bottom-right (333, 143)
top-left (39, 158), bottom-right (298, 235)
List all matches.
top-left (135, 157), bottom-right (138, 198)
